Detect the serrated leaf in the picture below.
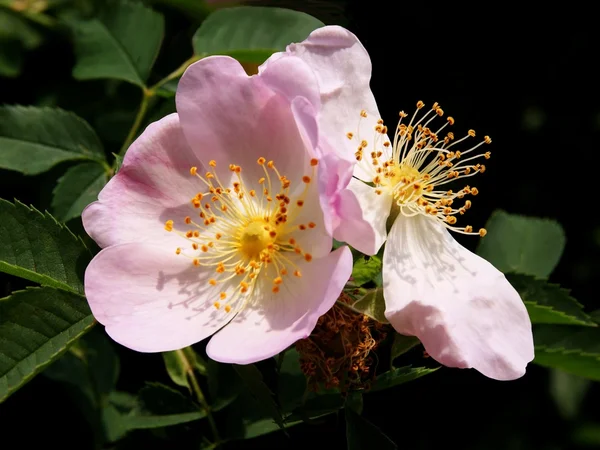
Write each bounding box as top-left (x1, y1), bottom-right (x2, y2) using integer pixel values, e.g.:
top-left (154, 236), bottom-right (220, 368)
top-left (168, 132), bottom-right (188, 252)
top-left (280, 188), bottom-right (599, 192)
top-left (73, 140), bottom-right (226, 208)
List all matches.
top-left (343, 288), bottom-right (388, 323)
top-left (192, 6), bottom-right (324, 64)
top-left (0, 286), bottom-right (95, 403)
top-left (233, 364), bottom-right (285, 431)
top-left (0, 106), bottom-right (105, 175)
top-left (69, 1), bottom-right (164, 86)
top-left (51, 162), bottom-right (108, 223)
top-left (369, 365), bottom-right (439, 392)
top-left (390, 333), bottom-right (420, 364)
top-left (0, 199), bottom-right (91, 293)
top-left (533, 324), bottom-right (600, 381)
top-left (123, 382), bottom-right (206, 429)
top-left (161, 347), bottom-right (208, 391)
top-left (477, 210), bottom-right (565, 278)
top-left (351, 256), bottom-right (382, 287)
top-left (507, 273), bottom-right (595, 326)
top-left (345, 408), bottom-right (397, 450)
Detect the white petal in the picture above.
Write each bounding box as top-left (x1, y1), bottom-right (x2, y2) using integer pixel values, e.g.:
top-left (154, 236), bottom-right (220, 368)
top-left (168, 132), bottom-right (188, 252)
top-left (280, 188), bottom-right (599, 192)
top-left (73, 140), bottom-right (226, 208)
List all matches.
top-left (383, 214), bottom-right (534, 380)
top-left (335, 178), bottom-right (391, 255)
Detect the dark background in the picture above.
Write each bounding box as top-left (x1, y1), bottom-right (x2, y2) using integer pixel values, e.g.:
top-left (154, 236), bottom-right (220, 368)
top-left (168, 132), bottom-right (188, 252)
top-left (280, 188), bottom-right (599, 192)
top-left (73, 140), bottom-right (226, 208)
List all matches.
top-left (1, 1), bottom-right (599, 449)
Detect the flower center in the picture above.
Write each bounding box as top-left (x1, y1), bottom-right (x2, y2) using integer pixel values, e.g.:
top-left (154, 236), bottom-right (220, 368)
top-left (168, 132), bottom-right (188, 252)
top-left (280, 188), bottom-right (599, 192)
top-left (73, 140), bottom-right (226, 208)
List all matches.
top-left (348, 101), bottom-right (491, 237)
top-left (164, 157), bottom-right (319, 315)
top-left (239, 219), bottom-right (273, 259)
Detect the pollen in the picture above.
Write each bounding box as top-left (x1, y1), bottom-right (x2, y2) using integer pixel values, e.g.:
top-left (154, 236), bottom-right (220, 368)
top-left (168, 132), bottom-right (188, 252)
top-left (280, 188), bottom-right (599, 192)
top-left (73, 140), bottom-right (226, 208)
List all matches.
top-left (166, 156), bottom-right (321, 319)
top-left (346, 101), bottom-right (494, 238)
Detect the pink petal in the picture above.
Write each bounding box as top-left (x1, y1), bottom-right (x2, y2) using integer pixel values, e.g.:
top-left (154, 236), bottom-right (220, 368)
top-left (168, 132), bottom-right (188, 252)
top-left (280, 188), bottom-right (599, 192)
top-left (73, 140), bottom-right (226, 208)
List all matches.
top-left (335, 178), bottom-right (391, 255)
top-left (85, 243), bottom-right (237, 352)
top-left (206, 246), bottom-right (353, 364)
top-left (285, 26), bottom-right (383, 168)
top-left (176, 55), bottom-right (314, 186)
top-left (82, 113), bottom-right (202, 249)
top-left (383, 215), bottom-right (534, 381)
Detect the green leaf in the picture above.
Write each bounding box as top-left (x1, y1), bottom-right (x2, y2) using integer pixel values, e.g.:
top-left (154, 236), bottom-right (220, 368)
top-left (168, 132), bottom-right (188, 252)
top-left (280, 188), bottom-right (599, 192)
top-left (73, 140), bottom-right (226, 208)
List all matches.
top-left (343, 288), bottom-right (388, 323)
top-left (51, 162), bottom-right (108, 223)
top-left (369, 365), bottom-right (439, 392)
top-left (351, 256), bottom-right (382, 287)
top-left (0, 199), bottom-right (91, 293)
top-left (192, 6), bottom-right (324, 64)
top-left (507, 273), bottom-right (595, 326)
top-left (0, 106), bottom-right (105, 175)
top-left (477, 210), bottom-right (565, 278)
top-left (162, 347), bottom-right (208, 391)
top-left (233, 364), bottom-right (285, 431)
top-left (124, 382), bottom-right (206, 429)
top-left (549, 369), bottom-right (591, 420)
top-left (390, 333), bottom-right (420, 365)
top-left (0, 286), bottom-right (95, 403)
top-left (277, 348), bottom-right (307, 413)
top-left (345, 408), bottom-right (397, 450)
top-left (69, 1), bottom-right (164, 87)
top-left (533, 324), bottom-right (600, 381)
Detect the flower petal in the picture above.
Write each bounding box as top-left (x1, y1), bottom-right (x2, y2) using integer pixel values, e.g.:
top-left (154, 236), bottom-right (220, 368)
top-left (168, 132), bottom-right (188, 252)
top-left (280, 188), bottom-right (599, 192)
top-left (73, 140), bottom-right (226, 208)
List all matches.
top-left (383, 214), bottom-right (534, 380)
top-left (206, 246), bottom-right (353, 364)
top-left (82, 113), bottom-right (202, 249)
top-left (85, 243), bottom-right (239, 352)
top-left (285, 26), bottom-right (383, 169)
top-left (335, 178), bottom-right (391, 255)
top-left (176, 55), bottom-right (313, 186)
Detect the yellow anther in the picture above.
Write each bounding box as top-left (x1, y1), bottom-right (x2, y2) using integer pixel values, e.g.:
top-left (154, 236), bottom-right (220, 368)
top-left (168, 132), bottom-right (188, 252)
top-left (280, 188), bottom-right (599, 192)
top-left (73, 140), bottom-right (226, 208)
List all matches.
top-left (209, 160), bottom-right (217, 167)
top-left (164, 220), bottom-right (174, 231)
top-left (190, 167), bottom-right (197, 176)
top-left (479, 228), bottom-right (487, 237)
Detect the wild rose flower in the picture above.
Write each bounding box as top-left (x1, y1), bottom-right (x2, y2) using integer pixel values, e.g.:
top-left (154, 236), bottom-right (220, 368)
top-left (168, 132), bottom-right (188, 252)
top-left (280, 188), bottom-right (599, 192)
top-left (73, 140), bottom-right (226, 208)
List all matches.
top-left (277, 26), bottom-right (534, 380)
top-left (82, 55), bottom-right (352, 364)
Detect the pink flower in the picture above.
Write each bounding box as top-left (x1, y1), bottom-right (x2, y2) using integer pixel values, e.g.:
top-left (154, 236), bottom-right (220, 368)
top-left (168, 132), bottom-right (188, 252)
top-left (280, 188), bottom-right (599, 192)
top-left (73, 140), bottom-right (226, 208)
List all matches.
top-left (278, 26), bottom-right (534, 380)
top-left (82, 56), bottom-right (352, 364)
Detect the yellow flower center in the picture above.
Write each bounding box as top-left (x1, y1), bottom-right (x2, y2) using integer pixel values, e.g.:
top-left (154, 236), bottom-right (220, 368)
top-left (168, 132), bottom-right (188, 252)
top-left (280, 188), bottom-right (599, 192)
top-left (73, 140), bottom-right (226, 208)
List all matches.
top-left (164, 157), bottom-right (320, 314)
top-left (239, 220), bottom-right (273, 259)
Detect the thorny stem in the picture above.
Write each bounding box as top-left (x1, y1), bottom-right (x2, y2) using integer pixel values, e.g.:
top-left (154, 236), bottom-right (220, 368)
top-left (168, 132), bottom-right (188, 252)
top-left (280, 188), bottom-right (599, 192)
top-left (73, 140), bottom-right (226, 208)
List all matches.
top-left (117, 54), bottom-right (203, 160)
top-left (175, 349), bottom-right (222, 448)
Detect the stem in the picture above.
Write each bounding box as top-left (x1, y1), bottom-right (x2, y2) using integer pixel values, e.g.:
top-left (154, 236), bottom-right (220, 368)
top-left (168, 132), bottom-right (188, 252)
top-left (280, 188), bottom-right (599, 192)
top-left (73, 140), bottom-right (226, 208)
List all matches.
top-left (117, 55), bottom-right (202, 160)
top-left (119, 88), bottom-right (151, 156)
top-left (176, 349), bottom-right (221, 447)
top-left (149, 54), bottom-right (202, 93)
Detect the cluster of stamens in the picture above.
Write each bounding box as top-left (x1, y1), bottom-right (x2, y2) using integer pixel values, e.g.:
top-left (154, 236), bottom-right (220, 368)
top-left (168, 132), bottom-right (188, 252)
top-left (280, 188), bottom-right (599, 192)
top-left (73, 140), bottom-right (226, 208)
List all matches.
top-left (348, 101), bottom-right (492, 236)
top-left (164, 157), bottom-right (319, 314)
top-left (296, 292), bottom-right (389, 393)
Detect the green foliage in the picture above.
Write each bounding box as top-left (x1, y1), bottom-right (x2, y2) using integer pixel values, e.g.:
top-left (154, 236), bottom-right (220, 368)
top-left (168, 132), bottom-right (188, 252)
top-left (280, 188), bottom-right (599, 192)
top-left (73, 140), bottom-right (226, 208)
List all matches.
top-left (51, 162), bottom-right (108, 222)
top-left (390, 333), bottom-right (420, 364)
top-left (193, 6), bottom-right (324, 63)
top-left (477, 210), bottom-right (565, 278)
top-left (369, 366), bottom-right (439, 392)
top-left (532, 324), bottom-right (600, 381)
top-left (162, 347), bottom-right (208, 391)
top-left (0, 106), bottom-right (105, 175)
top-left (351, 255), bottom-right (382, 286)
top-left (233, 364), bottom-right (285, 431)
top-left (343, 287), bottom-right (388, 323)
top-left (0, 286), bottom-right (94, 403)
top-left (507, 273), bottom-right (596, 326)
top-left (0, 199), bottom-right (92, 293)
top-left (69, 1), bottom-right (165, 87)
